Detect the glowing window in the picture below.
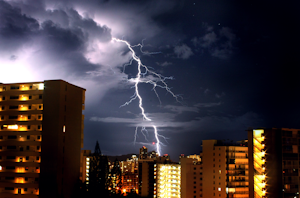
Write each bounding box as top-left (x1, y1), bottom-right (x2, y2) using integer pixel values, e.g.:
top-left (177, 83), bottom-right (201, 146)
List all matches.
top-left (0, 166), bottom-right (2, 170)
top-left (63, 126), bottom-right (65, 133)
top-left (86, 158), bottom-right (90, 161)
top-left (7, 125), bottom-right (18, 129)
top-left (218, 188), bottom-right (221, 191)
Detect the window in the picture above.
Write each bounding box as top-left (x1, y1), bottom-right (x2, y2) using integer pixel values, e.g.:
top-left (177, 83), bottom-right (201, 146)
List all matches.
top-left (27, 125), bottom-right (31, 129)
top-left (9, 106), bottom-right (18, 109)
top-left (38, 105), bottom-right (41, 109)
top-left (10, 96), bottom-right (19, 99)
top-left (10, 86), bottom-right (19, 90)
top-left (5, 187), bottom-right (14, 190)
top-left (29, 95), bottom-right (32, 99)
top-left (0, 136), bottom-right (2, 139)
top-left (26, 146), bottom-right (29, 150)
top-left (1, 106), bottom-right (4, 110)
top-left (218, 188), bottom-right (221, 191)
top-left (2, 96), bottom-right (5, 100)
top-left (38, 125), bottom-right (41, 129)
top-left (37, 136), bottom-right (40, 140)
top-left (24, 188), bottom-right (27, 191)
top-left (25, 177), bottom-right (28, 181)
top-left (6, 166), bottom-right (15, 169)
top-left (28, 116), bottom-right (31, 119)
top-left (28, 105), bottom-right (31, 109)
top-left (1, 116), bottom-right (3, 120)
top-left (27, 136), bottom-right (30, 140)
top-left (36, 156), bottom-right (39, 160)
top-left (38, 115), bottom-right (41, 119)
top-left (37, 146), bottom-right (40, 150)
top-left (6, 156), bottom-right (16, 159)
top-left (25, 167), bottom-right (29, 170)
top-left (7, 146), bottom-right (16, 149)
top-left (26, 156), bottom-right (29, 160)
top-left (9, 116), bottom-right (18, 119)
top-left (39, 95), bottom-right (42, 99)
top-left (7, 135), bottom-right (17, 139)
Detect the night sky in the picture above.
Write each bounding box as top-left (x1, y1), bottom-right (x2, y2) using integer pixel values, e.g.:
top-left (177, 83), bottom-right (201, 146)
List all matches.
top-left (1, 0), bottom-right (300, 160)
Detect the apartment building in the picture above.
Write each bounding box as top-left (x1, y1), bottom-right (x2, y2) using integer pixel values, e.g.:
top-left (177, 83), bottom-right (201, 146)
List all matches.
top-left (248, 128), bottom-right (300, 198)
top-left (156, 163), bottom-right (181, 198)
top-left (202, 140), bottom-right (249, 198)
top-left (0, 80), bottom-right (85, 198)
top-left (180, 155), bottom-right (202, 198)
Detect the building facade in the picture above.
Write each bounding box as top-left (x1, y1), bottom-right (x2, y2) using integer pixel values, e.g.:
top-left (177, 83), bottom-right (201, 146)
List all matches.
top-left (248, 128), bottom-right (300, 198)
top-left (180, 155), bottom-right (202, 198)
top-left (202, 140), bottom-right (249, 198)
top-left (0, 80), bottom-right (85, 198)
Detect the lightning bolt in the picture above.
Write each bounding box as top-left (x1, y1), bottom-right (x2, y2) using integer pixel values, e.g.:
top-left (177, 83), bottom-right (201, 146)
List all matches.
top-left (112, 38), bottom-right (180, 156)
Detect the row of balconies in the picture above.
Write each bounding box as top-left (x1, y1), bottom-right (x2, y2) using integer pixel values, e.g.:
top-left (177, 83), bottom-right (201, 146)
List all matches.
top-left (0, 135), bottom-right (41, 142)
top-left (0, 166), bottom-right (40, 173)
top-left (0, 155), bottom-right (40, 162)
top-left (0, 145), bottom-right (41, 152)
top-left (0, 187), bottom-right (39, 196)
top-left (0, 125), bottom-right (42, 132)
top-left (0, 115), bottom-right (42, 122)
top-left (0, 95), bottom-right (43, 102)
top-left (0, 104), bottom-right (43, 112)
top-left (0, 83), bottom-right (44, 92)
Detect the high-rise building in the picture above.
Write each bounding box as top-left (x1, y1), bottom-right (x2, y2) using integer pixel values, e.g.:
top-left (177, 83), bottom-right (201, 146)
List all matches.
top-left (202, 140), bottom-right (249, 198)
top-left (138, 146), bottom-right (172, 197)
top-left (156, 164), bottom-right (181, 198)
top-left (80, 150), bottom-right (92, 186)
top-left (248, 128), bottom-right (300, 198)
top-left (0, 80), bottom-right (85, 198)
top-left (180, 155), bottom-right (202, 198)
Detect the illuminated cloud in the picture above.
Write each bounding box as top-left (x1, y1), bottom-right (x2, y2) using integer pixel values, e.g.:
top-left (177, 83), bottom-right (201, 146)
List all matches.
top-left (174, 44), bottom-right (194, 59)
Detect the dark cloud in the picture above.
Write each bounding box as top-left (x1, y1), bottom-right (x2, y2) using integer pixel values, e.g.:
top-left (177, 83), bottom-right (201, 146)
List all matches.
top-left (0, 0), bottom-right (39, 51)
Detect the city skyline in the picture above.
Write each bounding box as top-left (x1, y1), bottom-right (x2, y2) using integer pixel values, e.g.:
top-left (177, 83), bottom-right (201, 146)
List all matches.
top-left (0, 0), bottom-right (300, 159)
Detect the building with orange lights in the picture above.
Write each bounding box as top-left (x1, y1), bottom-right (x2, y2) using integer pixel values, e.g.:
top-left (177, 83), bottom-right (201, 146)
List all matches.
top-left (202, 139), bottom-right (249, 198)
top-left (80, 150), bottom-right (92, 187)
top-left (0, 80), bottom-right (85, 198)
top-left (248, 128), bottom-right (300, 198)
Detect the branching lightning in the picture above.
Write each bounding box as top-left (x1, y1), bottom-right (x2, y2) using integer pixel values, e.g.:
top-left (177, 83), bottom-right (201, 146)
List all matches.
top-left (112, 38), bottom-right (180, 156)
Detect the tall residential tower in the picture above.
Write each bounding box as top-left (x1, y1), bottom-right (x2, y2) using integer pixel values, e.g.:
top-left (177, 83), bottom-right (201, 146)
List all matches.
top-left (0, 80), bottom-right (85, 198)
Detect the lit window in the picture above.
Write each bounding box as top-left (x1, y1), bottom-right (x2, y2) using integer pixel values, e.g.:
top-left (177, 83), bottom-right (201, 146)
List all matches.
top-left (0, 166), bottom-right (2, 170)
top-left (7, 125), bottom-right (18, 129)
top-left (63, 126), bottom-right (65, 133)
top-left (86, 162), bottom-right (90, 165)
top-left (86, 166), bottom-right (89, 169)
top-left (218, 188), bottom-right (221, 191)
top-left (38, 83), bottom-right (44, 90)
top-left (86, 158), bottom-right (90, 161)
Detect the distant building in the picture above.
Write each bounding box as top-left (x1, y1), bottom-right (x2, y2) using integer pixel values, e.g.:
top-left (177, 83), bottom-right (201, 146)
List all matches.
top-left (119, 155), bottom-right (139, 194)
top-left (0, 80), bottom-right (85, 198)
top-left (202, 139), bottom-right (249, 198)
top-left (139, 146), bottom-right (148, 160)
top-left (248, 128), bottom-right (300, 198)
